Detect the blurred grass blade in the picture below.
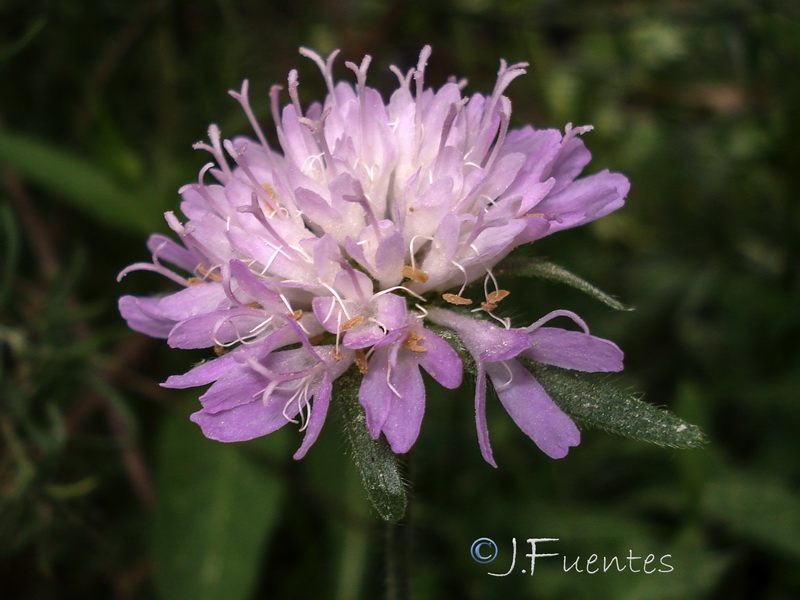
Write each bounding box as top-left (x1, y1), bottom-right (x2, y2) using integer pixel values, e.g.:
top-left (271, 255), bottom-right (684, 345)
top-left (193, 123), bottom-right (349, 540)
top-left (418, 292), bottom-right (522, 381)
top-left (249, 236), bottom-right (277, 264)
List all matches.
top-left (620, 529), bottom-right (731, 600)
top-left (702, 470), bottom-right (800, 560)
top-left (336, 372), bottom-right (407, 522)
top-left (497, 256), bottom-right (633, 311)
top-left (523, 360), bottom-right (707, 449)
top-left (153, 414), bottom-right (286, 600)
top-left (0, 205), bottom-right (20, 304)
top-left (0, 130), bottom-right (159, 234)
top-left (0, 18), bottom-right (45, 62)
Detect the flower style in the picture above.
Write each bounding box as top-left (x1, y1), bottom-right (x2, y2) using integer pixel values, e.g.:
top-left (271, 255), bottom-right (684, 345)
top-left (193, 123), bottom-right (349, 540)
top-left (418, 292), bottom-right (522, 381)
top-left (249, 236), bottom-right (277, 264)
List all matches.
top-left (118, 46), bottom-right (629, 464)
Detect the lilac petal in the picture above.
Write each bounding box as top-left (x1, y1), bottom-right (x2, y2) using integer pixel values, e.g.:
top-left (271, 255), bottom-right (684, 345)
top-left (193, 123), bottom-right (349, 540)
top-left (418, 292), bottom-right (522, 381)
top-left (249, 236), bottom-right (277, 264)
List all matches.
top-left (515, 214), bottom-right (552, 245)
top-left (293, 372), bottom-right (333, 459)
top-left (547, 127), bottom-right (592, 194)
top-left (404, 177), bottom-right (456, 240)
top-left (522, 328), bottom-right (624, 372)
top-left (469, 219), bottom-right (527, 261)
top-left (334, 268), bottom-right (373, 301)
top-left (514, 178), bottom-right (556, 215)
top-left (227, 229), bottom-right (307, 282)
top-left (381, 353), bottom-right (426, 454)
top-left (198, 364), bottom-right (266, 413)
top-left (294, 187), bottom-right (340, 223)
top-left (426, 308), bottom-right (530, 362)
top-left (358, 346), bottom-right (394, 439)
top-left (312, 296), bottom-right (339, 333)
top-left (359, 345), bottom-right (392, 437)
top-left (418, 328), bottom-right (462, 389)
top-left (374, 292), bottom-right (407, 330)
top-left (167, 309), bottom-right (265, 349)
top-left (485, 360), bottom-right (580, 459)
top-left (190, 396), bottom-right (292, 442)
top-left (342, 236), bottom-right (375, 280)
top-left (415, 212), bottom-right (460, 289)
top-left (477, 151), bottom-right (527, 200)
top-left (343, 324), bottom-right (385, 349)
top-left (118, 295), bottom-right (174, 338)
top-left (146, 234), bottom-right (196, 271)
top-left (374, 230), bottom-right (406, 287)
top-left (157, 283), bottom-right (227, 320)
top-left (537, 170), bottom-right (629, 234)
top-left (162, 348), bottom-right (253, 388)
top-left (311, 234), bottom-right (346, 286)
top-left (474, 363), bottom-right (497, 467)
top-left (229, 259), bottom-right (282, 308)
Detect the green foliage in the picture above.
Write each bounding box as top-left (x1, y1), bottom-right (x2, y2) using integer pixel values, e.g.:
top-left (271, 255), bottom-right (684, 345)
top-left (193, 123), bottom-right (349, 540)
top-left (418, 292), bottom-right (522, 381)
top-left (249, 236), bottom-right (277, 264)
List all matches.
top-left (0, 131), bottom-right (160, 234)
top-left (153, 414), bottom-right (286, 600)
top-left (497, 256), bottom-right (633, 311)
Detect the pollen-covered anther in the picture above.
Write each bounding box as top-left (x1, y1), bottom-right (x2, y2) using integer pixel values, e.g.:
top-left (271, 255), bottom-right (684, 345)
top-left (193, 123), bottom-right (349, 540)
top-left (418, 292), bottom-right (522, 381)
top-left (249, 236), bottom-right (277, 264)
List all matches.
top-left (355, 349), bottom-right (369, 374)
top-left (187, 277), bottom-right (202, 286)
top-left (442, 293), bottom-right (473, 306)
top-left (214, 344), bottom-right (229, 356)
top-left (247, 302), bottom-right (263, 309)
top-left (288, 309), bottom-right (303, 320)
top-left (403, 332), bottom-right (427, 353)
top-left (481, 301), bottom-right (498, 312)
top-left (332, 348), bottom-right (344, 361)
top-left (340, 315), bottom-right (365, 330)
top-left (197, 265), bottom-right (223, 282)
top-left (261, 183), bottom-right (278, 215)
top-left (486, 289), bottom-right (510, 304)
top-left (401, 265), bottom-right (429, 283)
top-left (262, 183), bottom-right (277, 200)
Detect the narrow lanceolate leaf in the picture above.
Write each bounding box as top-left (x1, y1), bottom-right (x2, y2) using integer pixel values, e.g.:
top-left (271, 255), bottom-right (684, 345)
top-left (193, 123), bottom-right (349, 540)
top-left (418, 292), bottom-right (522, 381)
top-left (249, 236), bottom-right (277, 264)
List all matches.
top-left (522, 359), bottom-right (707, 449)
top-left (497, 256), bottom-right (633, 311)
top-left (0, 130), bottom-right (159, 234)
top-left (0, 205), bottom-right (20, 305)
top-left (153, 414), bottom-right (286, 600)
top-left (335, 372), bottom-right (407, 522)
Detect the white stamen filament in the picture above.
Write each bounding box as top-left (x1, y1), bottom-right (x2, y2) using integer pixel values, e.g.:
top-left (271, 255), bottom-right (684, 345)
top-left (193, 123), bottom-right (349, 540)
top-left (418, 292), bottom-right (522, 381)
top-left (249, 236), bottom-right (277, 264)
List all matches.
top-left (450, 260), bottom-right (469, 296)
top-left (494, 360), bottom-right (515, 391)
top-left (367, 317), bottom-right (388, 334)
top-left (408, 235), bottom-right (434, 271)
top-left (319, 283), bottom-right (353, 320)
top-left (483, 271), bottom-right (499, 300)
top-left (386, 360), bottom-right (402, 399)
top-left (373, 285), bottom-right (427, 302)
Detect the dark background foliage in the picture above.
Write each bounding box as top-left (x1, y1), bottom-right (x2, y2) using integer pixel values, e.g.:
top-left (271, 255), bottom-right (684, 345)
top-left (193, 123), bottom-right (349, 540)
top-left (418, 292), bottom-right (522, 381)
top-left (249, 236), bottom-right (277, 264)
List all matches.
top-left (2, 0), bottom-right (799, 598)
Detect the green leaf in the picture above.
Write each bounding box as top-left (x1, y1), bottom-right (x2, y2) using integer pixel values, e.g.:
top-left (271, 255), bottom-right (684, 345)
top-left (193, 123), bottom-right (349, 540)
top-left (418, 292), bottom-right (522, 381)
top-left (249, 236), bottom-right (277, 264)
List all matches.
top-left (522, 360), bottom-right (707, 449)
top-left (702, 470), bottom-right (800, 560)
top-left (153, 413), bottom-right (286, 600)
top-left (0, 204), bottom-right (20, 304)
top-left (335, 371), bottom-right (407, 522)
top-left (496, 256), bottom-right (633, 311)
top-left (0, 130), bottom-right (159, 234)
top-left (619, 529), bottom-right (731, 600)
top-left (0, 17), bottom-right (45, 62)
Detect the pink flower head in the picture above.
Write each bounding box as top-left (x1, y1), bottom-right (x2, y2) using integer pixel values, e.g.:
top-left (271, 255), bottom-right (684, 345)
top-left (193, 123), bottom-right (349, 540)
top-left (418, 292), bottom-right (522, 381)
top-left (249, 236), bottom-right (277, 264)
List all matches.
top-left (118, 46), bottom-right (627, 463)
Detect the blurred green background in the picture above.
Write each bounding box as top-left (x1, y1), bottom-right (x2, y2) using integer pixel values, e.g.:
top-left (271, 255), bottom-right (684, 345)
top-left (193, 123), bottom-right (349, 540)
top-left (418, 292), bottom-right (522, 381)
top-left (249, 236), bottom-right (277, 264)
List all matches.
top-left (2, 0), bottom-right (799, 598)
